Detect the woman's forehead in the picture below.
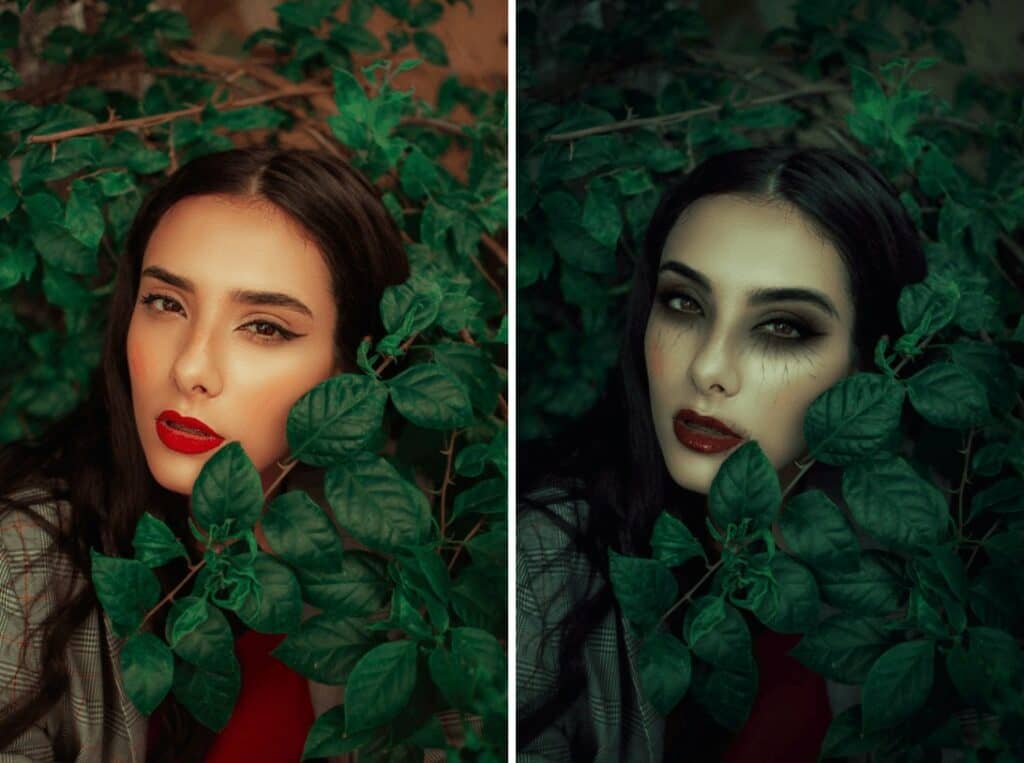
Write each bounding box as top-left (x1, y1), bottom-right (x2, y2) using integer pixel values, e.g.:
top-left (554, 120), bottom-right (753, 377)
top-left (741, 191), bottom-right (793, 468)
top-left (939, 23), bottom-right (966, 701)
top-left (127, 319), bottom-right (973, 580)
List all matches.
top-left (660, 194), bottom-right (854, 307)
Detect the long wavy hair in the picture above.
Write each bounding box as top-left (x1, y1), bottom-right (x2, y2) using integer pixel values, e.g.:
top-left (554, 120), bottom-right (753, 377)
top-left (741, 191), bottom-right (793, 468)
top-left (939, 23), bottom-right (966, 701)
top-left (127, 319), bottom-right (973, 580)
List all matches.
top-left (0, 148), bottom-right (409, 759)
top-left (518, 146), bottom-right (928, 757)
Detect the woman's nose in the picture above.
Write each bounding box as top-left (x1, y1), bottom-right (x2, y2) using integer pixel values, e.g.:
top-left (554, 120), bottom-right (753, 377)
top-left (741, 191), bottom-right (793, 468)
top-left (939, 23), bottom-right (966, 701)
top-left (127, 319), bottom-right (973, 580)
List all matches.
top-left (688, 329), bottom-right (738, 396)
top-left (170, 326), bottom-right (223, 397)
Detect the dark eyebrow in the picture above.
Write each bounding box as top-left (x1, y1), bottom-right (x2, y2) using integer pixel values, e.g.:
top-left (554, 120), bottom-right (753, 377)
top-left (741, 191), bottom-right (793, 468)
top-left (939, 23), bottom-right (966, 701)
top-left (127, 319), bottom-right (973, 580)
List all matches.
top-left (658, 261), bottom-right (839, 320)
top-left (140, 265), bottom-right (314, 319)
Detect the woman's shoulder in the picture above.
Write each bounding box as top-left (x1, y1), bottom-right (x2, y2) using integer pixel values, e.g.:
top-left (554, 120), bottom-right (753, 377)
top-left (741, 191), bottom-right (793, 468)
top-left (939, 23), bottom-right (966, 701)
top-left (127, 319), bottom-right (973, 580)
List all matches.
top-left (518, 482), bottom-right (591, 555)
top-left (0, 483), bottom-right (76, 622)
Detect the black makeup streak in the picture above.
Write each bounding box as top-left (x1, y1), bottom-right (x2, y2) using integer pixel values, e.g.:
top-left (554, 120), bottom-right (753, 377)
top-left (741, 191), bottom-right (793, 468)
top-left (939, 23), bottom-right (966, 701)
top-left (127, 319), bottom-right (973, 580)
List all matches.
top-left (141, 265), bottom-right (315, 319)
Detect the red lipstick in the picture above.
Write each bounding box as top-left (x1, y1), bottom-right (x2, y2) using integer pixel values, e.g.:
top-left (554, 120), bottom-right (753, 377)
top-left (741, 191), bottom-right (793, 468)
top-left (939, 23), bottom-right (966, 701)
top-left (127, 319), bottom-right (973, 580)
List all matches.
top-left (673, 409), bottom-right (745, 455)
top-left (155, 410), bottom-right (224, 455)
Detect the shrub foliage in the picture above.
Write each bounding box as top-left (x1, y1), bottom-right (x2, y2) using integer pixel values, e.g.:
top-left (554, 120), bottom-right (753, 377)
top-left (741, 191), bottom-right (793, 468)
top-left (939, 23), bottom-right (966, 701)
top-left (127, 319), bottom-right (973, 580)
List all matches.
top-left (2, 0), bottom-right (507, 759)
top-left (520, 0), bottom-right (1022, 759)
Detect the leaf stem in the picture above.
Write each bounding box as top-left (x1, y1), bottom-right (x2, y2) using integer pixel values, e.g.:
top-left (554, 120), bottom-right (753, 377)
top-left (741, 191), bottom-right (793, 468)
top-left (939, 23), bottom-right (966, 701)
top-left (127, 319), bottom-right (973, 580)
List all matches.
top-left (138, 560), bottom-right (204, 631)
top-left (447, 517), bottom-right (486, 572)
top-left (374, 332), bottom-right (420, 375)
top-left (965, 522), bottom-right (1000, 571)
top-left (956, 428), bottom-right (975, 535)
top-left (657, 558), bottom-right (725, 627)
top-left (781, 457), bottom-right (817, 501)
top-left (439, 430), bottom-right (459, 539)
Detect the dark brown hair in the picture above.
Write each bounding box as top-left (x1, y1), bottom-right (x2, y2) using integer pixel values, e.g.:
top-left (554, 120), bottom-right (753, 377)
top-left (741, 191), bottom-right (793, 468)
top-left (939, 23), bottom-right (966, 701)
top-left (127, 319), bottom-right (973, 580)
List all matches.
top-left (0, 147), bottom-right (409, 759)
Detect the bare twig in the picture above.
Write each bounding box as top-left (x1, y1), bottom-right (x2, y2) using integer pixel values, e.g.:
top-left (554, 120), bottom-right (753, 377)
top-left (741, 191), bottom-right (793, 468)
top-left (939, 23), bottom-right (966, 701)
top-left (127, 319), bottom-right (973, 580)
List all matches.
top-left (957, 428), bottom-right (975, 535)
top-left (545, 83), bottom-right (845, 142)
top-left (657, 558), bottom-right (725, 626)
top-left (966, 522), bottom-right (1001, 571)
top-left (374, 332), bottom-right (420, 375)
top-left (480, 233), bottom-right (508, 266)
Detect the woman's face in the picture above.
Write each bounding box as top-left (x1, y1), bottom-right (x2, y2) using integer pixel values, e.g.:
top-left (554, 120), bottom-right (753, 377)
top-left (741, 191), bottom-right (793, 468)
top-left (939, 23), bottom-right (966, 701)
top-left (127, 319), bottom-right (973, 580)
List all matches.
top-left (126, 194), bottom-right (340, 497)
top-left (644, 194), bottom-right (857, 495)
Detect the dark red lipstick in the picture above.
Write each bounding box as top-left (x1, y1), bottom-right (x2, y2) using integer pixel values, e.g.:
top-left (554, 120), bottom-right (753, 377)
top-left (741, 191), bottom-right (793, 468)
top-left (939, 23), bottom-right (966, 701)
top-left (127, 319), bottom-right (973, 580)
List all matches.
top-left (673, 409), bottom-right (745, 454)
top-left (156, 410), bottom-right (224, 455)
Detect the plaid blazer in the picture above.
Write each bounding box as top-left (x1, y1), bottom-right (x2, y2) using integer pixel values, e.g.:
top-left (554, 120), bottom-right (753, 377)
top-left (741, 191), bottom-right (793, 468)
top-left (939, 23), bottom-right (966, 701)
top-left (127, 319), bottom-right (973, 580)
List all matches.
top-left (516, 490), bottom-right (662, 763)
top-left (0, 487), bottom-right (145, 762)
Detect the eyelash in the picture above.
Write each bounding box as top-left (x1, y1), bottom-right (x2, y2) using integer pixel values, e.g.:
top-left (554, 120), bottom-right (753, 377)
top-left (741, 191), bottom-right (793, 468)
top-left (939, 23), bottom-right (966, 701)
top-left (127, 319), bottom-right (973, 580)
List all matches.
top-left (655, 289), bottom-right (822, 348)
top-left (139, 293), bottom-right (300, 344)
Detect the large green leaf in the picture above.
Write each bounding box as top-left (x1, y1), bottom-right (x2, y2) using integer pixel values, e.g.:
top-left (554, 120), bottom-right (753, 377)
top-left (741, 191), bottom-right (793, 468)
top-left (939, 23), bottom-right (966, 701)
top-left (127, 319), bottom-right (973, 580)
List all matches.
top-left (387, 363), bottom-right (474, 429)
top-left (817, 550), bottom-right (907, 615)
top-left (172, 658), bottom-right (240, 732)
top-left (650, 511), bottom-right (706, 567)
top-left (121, 633), bottom-right (174, 715)
top-left (234, 554), bottom-right (303, 634)
top-left (325, 453), bottom-right (431, 552)
top-left (344, 640), bottom-right (418, 733)
top-left (262, 490), bottom-right (345, 573)
top-left (607, 549), bottom-right (677, 628)
top-left (637, 632), bottom-right (692, 715)
top-left (684, 597), bottom-right (752, 673)
top-left (906, 362), bottom-right (989, 429)
top-left (294, 550), bottom-right (389, 614)
top-left (131, 512), bottom-right (187, 568)
top-left (708, 441), bottom-right (780, 532)
top-left (790, 614), bottom-right (891, 684)
top-left (191, 442), bottom-right (265, 537)
top-left (273, 610), bottom-right (375, 685)
top-left (804, 373), bottom-right (905, 465)
top-left (286, 374), bottom-right (388, 466)
top-left (302, 705), bottom-right (375, 760)
top-left (745, 554), bottom-right (820, 633)
top-left (842, 457), bottom-right (948, 551)
top-left (165, 596), bottom-right (235, 674)
top-left (861, 640), bottom-right (935, 732)
top-left (90, 550), bottom-right (161, 632)
top-left (778, 489), bottom-right (860, 573)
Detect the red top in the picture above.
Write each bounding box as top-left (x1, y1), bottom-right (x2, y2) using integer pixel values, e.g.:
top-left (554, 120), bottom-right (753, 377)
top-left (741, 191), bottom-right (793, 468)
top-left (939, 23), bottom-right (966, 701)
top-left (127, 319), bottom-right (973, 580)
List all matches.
top-left (723, 630), bottom-right (833, 762)
top-left (147, 630), bottom-right (315, 762)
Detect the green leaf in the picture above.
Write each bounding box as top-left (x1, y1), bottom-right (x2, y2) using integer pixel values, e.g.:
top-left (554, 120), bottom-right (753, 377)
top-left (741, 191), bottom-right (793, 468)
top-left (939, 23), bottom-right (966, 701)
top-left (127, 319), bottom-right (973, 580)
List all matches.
top-left (90, 550), bottom-right (161, 632)
top-left (0, 55), bottom-right (21, 91)
top-left (451, 477), bottom-right (505, 520)
top-left (398, 149), bottom-right (442, 201)
top-left (209, 105), bottom-right (287, 131)
top-left (607, 550), bottom-right (677, 628)
top-left (387, 363), bottom-right (473, 429)
top-left (166, 597), bottom-right (235, 674)
top-left (946, 627), bottom-right (1024, 705)
top-left (96, 170), bottom-right (134, 197)
top-left (948, 340), bottom-right (1018, 413)
top-left (286, 374), bottom-right (388, 466)
top-left (820, 705), bottom-right (892, 758)
top-left (817, 550), bottom-right (906, 615)
top-left (132, 512), bottom-right (188, 568)
top-left (862, 640), bottom-right (935, 732)
top-left (302, 705), bottom-right (375, 759)
top-left (408, 0), bottom-right (443, 27)
top-left (614, 167), bottom-right (655, 196)
top-left (121, 633), bottom-right (174, 715)
top-left (41, 264), bottom-right (92, 310)
top-left (325, 453), bottom-right (431, 552)
top-left (969, 478), bottom-right (1024, 521)
top-left (65, 179), bottom-right (105, 251)
top-left (692, 664), bottom-right (757, 731)
top-left (0, 244), bottom-right (36, 290)
top-left (0, 163), bottom-right (17, 221)
top-left (637, 632), bottom-right (692, 715)
top-left (295, 550), bottom-right (389, 614)
top-left (412, 30), bottom-right (447, 65)
top-left (23, 191), bottom-right (96, 274)
top-left (380, 276), bottom-right (442, 336)
top-left (850, 66), bottom-right (886, 114)
top-left (273, 610), bottom-right (374, 685)
top-left (779, 489), bottom-right (860, 573)
top-left (191, 442), bottom-right (265, 537)
top-left (804, 373), bottom-right (906, 465)
top-left (651, 511), bottom-right (705, 567)
top-left (907, 362), bottom-right (989, 429)
top-left (234, 554), bottom-right (302, 634)
top-left (581, 177), bottom-right (622, 248)
top-left (790, 614), bottom-right (891, 684)
top-left (345, 640), bottom-right (418, 733)
top-left (745, 554), bottom-right (820, 633)
top-left (684, 597), bottom-right (752, 673)
top-left (330, 22), bottom-right (382, 53)
top-left (897, 272), bottom-right (960, 339)
top-left (431, 342), bottom-right (500, 414)
top-left (708, 441), bottom-right (780, 532)
top-left (172, 659), bottom-right (240, 732)
top-left (262, 490), bottom-right (344, 572)
top-left (275, 0), bottom-right (342, 28)
top-left (842, 457), bottom-right (948, 551)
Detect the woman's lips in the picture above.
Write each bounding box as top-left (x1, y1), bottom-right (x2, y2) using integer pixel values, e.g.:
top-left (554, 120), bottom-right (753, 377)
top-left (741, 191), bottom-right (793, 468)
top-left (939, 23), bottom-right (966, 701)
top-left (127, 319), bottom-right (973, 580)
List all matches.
top-left (673, 409), bottom-right (745, 455)
top-left (155, 410), bottom-right (224, 455)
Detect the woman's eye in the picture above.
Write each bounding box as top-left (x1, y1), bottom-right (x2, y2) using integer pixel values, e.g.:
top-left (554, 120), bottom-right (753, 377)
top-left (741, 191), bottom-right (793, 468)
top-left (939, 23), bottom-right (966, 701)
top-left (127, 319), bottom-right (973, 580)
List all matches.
top-left (662, 293), bottom-right (701, 313)
top-left (762, 320), bottom-right (805, 340)
top-left (240, 321), bottom-right (295, 342)
top-left (140, 293), bottom-right (183, 314)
